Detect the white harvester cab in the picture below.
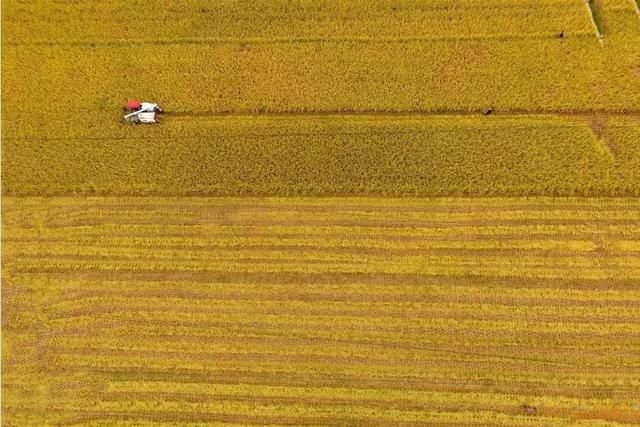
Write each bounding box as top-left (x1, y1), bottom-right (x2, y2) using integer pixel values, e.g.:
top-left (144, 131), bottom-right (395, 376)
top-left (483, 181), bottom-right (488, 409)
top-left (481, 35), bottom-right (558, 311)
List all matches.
top-left (139, 102), bottom-right (163, 113)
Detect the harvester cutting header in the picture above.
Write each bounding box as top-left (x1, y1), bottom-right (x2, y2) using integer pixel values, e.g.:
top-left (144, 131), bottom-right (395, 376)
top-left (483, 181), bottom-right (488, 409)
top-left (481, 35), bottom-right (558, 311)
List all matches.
top-left (123, 99), bottom-right (164, 124)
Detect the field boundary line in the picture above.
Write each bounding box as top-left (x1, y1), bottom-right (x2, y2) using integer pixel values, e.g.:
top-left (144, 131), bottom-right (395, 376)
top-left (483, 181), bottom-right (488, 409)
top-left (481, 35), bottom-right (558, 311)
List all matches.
top-left (585, 0), bottom-right (605, 43)
top-left (163, 109), bottom-right (640, 119)
top-left (3, 32), bottom-right (595, 48)
top-left (5, 109), bottom-right (639, 122)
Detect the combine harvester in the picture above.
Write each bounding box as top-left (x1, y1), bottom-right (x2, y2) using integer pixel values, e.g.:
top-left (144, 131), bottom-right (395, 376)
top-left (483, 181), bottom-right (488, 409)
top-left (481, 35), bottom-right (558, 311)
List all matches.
top-left (123, 99), bottom-right (164, 124)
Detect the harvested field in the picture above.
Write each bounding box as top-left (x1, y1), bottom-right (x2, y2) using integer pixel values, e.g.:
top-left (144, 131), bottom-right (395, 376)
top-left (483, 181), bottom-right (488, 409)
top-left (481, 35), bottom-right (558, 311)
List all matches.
top-left (4, 197), bottom-right (640, 425)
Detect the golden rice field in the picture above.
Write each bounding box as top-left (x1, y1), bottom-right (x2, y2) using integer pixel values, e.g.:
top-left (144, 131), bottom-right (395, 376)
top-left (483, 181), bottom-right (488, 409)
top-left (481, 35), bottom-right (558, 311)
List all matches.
top-left (3, 0), bottom-right (640, 116)
top-left (3, 0), bottom-right (640, 425)
top-left (4, 115), bottom-right (640, 197)
top-left (3, 0), bottom-right (640, 197)
top-left (4, 197), bottom-right (640, 425)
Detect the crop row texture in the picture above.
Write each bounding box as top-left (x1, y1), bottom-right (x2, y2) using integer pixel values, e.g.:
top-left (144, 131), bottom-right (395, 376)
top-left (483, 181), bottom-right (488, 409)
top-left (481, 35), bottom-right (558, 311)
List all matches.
top-left (2, 0), bottom-right (594, 43)
top-left (3, 116), bottom-right (639, 196)
top-left (4, 197), bottom-right (640, 425)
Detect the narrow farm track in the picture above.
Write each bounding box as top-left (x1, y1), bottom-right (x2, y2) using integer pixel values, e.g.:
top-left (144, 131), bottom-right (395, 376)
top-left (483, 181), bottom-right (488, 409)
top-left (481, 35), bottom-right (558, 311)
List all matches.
top-left (2, 32), bottom-right (598, 47)
top-left (163, 110), bottom-right (640, 118)
top-left (3, 197), bottom-right (640, 425)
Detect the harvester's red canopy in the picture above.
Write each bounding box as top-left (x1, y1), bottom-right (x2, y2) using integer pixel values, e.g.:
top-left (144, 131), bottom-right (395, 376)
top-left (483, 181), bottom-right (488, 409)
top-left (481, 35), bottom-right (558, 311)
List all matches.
top-left (127, 99), bottom-right (141, 110)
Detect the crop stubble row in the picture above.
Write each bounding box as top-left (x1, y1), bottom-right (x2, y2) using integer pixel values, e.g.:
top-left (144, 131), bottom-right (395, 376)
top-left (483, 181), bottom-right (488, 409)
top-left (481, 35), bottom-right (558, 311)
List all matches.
top-left (3, 197), bottom-right (640, 425)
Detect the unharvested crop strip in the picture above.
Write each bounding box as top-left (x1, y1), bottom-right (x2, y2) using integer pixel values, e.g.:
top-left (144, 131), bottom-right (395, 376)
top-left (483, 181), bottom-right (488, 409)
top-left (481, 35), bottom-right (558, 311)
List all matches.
top-left (2, 0), bottom-right (598, 55)
top-left (164, 109), bottom-right (640, 118)
top-left (5, 30), bottom-right (638, 123)
top-left (6, 113), bottom-right (640, 197)
top-left (5, 111), bottom-right (640, 133)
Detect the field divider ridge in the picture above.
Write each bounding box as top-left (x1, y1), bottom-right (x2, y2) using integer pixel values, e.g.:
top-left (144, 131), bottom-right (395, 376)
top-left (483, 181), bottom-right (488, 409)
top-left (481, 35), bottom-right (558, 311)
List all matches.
top-left (2, 32), bottom-right (596, 48)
